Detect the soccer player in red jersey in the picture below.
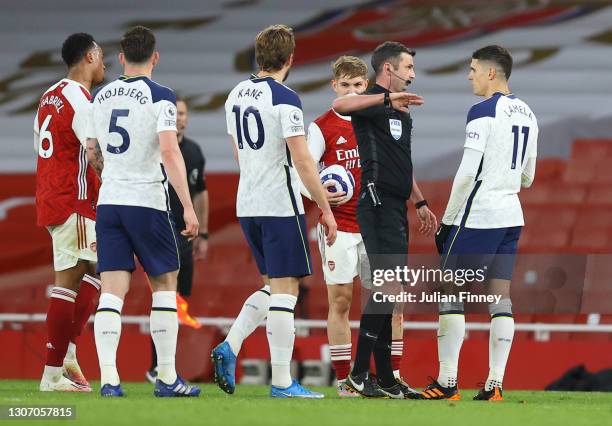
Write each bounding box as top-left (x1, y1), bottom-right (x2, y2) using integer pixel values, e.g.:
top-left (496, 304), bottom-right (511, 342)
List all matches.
top-left (34, 33), bottom-right (105, 392)
top-left (306, 56), bottom-right (429, 397)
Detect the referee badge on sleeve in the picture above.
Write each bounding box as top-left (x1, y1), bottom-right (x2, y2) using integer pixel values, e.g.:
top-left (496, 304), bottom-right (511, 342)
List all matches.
top-left (389, 119), bottom-right (402, 141)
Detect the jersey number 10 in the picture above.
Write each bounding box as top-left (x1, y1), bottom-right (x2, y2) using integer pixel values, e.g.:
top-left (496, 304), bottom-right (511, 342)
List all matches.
top-left (232, 105), bottom-right (265, 150)
top-left (511, 125), bottom-right (529, 170)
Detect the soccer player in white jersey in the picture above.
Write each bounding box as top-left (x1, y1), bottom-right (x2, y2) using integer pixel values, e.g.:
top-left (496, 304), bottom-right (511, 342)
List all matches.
top-left (212, 24), bottom-right (337, 398)
top-left (422, 45), bottom-right (538, 401)
top-left (85, 26), bottom-right (200, 398)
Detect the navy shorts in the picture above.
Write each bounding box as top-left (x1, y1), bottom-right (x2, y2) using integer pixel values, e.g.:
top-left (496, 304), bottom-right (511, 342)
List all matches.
top-left (96, 205), bottom-right (180, 276)
top-left (442, 226), bottom-right (522, 280)
top-left (239, 215), bottom-right (312, 279)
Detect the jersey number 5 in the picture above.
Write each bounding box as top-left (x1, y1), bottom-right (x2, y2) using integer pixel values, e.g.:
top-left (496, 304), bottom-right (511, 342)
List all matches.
top-left (511, 125), bottom-right (529, 169)
top-left (232, 105), bottom-right (265, 150)
top-left (108, 109), bottom-right (130, 154)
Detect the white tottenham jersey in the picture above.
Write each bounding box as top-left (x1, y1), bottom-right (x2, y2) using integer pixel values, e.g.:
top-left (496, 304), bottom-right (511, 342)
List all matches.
top-left (86, 75), bottom-right (177, 211)
top-left (225, 75), bottom-right (306, 217)
top-left (454, 92), bottom-right (538, 228)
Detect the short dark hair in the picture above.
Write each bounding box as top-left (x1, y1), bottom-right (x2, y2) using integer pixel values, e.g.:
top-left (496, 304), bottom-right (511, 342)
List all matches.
top-left (120, 26), bottom-right (156, 64)
top-left (472, 45), bottom-right (513, 80)
top-left (61, 33), bottom-right (96, 68)
top-left (371, 41), bottom-right (415, 75)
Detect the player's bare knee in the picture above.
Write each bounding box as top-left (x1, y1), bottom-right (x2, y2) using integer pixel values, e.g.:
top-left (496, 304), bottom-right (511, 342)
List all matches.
top-left (54, 262), bottom-right (89, 291)
top-left (331, 294), bottom-right (351, 316)
top-left (149, 269), bottom-right (179, 292)
top-left (488, 278), bottom-right (511, 299)
top-left (270, 277), bottom-right (300, 296)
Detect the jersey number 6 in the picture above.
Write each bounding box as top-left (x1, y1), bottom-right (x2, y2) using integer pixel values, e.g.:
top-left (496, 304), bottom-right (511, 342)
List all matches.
top-left (107, 109), bottom-right (131, 154)
top-left (232, 105), bottom-right (265, 150)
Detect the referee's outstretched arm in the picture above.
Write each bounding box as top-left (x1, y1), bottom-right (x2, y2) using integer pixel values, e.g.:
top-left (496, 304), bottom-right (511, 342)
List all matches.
top-left (333, 91), bottom-right (424, 114)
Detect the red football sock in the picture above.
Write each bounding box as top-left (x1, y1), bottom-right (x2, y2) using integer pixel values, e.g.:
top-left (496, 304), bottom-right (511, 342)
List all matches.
top-left (71, 274), bottom-right (101, 345)
top-left (330, 343), bottom-right (352, 382)
top-left (45, 287), bottom-right (77, 367)
top-left (391, 339), bottom-right (403, 373)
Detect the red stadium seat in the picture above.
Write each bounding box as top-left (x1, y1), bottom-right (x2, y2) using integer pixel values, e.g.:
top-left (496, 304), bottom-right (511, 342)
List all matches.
top-left (585, 183), bottom-right (612, 206)
top-left (565, 158), bottom-right (612, 183)
top-left (569, 227), bottom-right (612, 251)
top-left (519, 227), bottom-right (571, 250)
top-left (575, 207), bottom-right (612, 229)
top-left (535, 158), bottom-right (567, 181)
top-left (570, 139), bottom-right (612, 160)
top-left (519, 183), bottom-right (587, 205)
top-left (523, 205), bottom-right (577, 229)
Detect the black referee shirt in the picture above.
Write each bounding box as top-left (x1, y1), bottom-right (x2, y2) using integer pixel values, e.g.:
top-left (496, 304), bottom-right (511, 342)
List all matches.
top-left (168, 137), bottom-right (206, 232)
top-left (351, 84), bottom-right (413, 199)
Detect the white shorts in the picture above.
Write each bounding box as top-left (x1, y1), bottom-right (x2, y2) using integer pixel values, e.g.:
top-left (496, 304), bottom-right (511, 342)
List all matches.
top-left (317, 224), bottom-right (371, 286)
top-left (46, 213), bottom-right (97, 271)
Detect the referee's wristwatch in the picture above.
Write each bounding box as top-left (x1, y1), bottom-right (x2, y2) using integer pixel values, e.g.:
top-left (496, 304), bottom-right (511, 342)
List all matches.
top-left (198, 232), bottom-right (209, 240)
top-left (383, 92), bottom-right (391, 108)
top-left (415, 199), bottom-right (428, 209)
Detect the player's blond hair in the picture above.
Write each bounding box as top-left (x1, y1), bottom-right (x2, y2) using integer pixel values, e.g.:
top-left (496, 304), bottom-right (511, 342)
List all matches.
top-left (255, 24), bottom-right (295, 72)
top-left (332, 56), bottom-right (368, 80)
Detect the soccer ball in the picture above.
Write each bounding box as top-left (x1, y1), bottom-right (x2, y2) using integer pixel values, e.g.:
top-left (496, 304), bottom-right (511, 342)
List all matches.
top-left (319, 164), bottom-right (355, 204)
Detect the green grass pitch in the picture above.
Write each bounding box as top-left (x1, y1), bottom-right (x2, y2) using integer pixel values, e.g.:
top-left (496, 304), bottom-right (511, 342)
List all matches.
top-left (1, 381), bottom-right (611, 426)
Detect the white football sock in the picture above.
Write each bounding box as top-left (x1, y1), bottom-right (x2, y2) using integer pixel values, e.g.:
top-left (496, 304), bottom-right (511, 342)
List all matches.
top-left (151, 291), bottom-right (178, 385)
top-left (43, 365), bottom-right (63, 382)
top-left (437, 313), bottom-right (465, 388)
top-left (94, 293), bottom-right (123, 386)
top-left (267, 293), bottom-right (297, 389)
top-left (487, 315), bottom-right (514, 391)
top-left (392, 339), bottom-right (403, 379)
top-left (226, 285), bottom-right (270, 355)
top-left (64, 341), bottom-right (76, 361)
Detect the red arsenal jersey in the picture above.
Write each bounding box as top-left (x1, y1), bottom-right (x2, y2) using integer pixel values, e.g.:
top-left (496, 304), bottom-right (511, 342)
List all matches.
top-left (34, 79), bottom-right (99, 227)
top-left (308, 109), bottom-right (361, 233)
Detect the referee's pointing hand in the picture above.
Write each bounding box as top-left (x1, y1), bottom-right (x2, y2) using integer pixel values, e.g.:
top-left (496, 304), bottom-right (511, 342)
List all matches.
top-left (390, 92), bottom-right (424, 113)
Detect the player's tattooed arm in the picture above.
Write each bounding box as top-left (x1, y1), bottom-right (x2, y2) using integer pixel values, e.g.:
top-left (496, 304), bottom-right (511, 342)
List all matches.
top-left (86, 138), bottom-right (104, 177)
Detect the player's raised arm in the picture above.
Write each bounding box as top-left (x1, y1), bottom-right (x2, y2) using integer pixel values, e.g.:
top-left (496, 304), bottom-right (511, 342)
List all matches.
top-left (287, 134), bottom-right (337, 245)
top-left (332, 91), bottom-right (424, 114)
top-left (159, 130), bottom-right (199, 240)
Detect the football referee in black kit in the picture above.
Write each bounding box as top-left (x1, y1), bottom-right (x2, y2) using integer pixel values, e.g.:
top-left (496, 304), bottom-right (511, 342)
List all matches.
top-left (333, 42), bottom-right (437, 398)
top-left (146, 95), bottom-right (209, 383)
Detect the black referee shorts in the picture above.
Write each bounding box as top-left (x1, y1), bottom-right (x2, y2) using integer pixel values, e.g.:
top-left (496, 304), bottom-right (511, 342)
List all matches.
top-left (357, 187), bottom-right (409, 274)
top-left (176, 236), bottom-right (194, 297)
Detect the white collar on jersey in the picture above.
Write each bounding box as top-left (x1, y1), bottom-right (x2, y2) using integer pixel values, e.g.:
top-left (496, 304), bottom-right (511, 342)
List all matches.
top-left (332, 108), bottom-right (351, 122)
top-left (61, 78), bottom-right (90, 94)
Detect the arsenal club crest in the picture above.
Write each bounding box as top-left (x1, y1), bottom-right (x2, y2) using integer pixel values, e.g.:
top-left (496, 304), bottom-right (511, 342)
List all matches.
top-left (328, 260), bottom-right (336, 271)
